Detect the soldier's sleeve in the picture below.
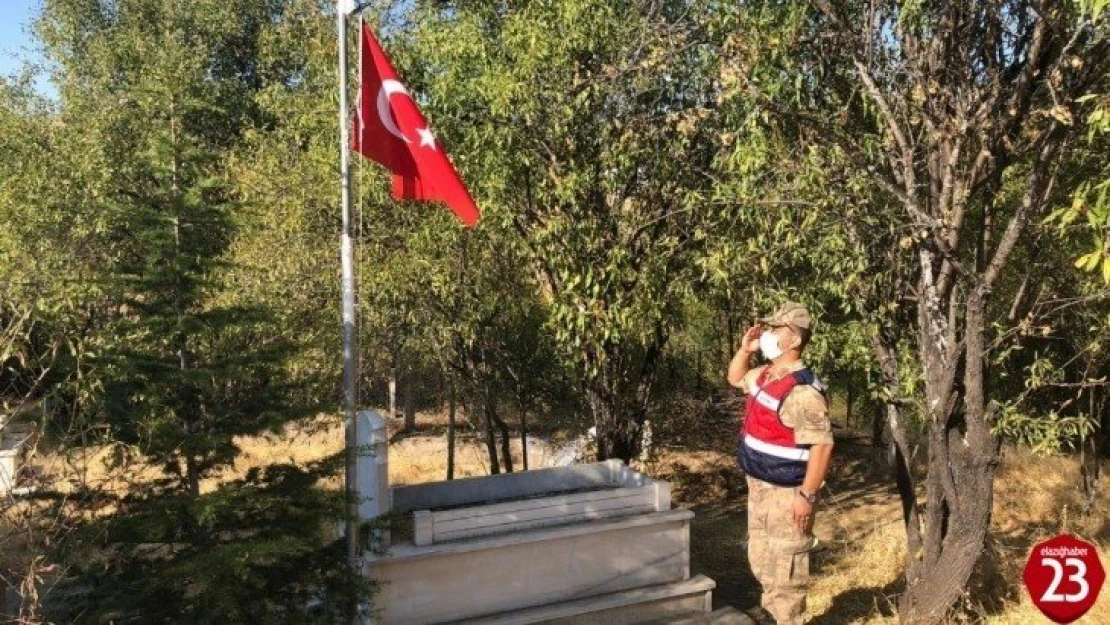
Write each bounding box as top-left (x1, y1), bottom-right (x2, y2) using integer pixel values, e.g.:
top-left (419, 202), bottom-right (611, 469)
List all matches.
top-left (739, 366), bottom-right (766, 395)
top-left (783, 386), bottom-right (834, 445)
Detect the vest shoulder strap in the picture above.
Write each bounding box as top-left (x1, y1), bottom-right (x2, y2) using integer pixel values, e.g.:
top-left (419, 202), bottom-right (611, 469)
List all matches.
top-left (791, 368), bottom-right (828, 395)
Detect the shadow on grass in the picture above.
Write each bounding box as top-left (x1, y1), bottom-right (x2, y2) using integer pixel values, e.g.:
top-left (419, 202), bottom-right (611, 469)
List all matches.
top-left (688, 499), bottom-right (761, 611)
top-left (807, 577), bottom-right (903, 625)
top-left (690, 495), bottom-right (905, 620)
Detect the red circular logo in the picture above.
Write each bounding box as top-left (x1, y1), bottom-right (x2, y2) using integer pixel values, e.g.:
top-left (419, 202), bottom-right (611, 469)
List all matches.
top-left (1023, 534), bottom-right (1105, 623)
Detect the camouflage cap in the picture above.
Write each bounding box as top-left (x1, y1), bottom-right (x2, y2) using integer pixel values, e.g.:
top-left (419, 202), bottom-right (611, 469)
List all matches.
top-left (760, 301), bottom-right (812, 331)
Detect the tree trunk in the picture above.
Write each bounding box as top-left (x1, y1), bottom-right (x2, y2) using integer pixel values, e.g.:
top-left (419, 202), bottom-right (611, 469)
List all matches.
top-left (489, 398), bottom-right (513, 474)
top-left (482, 387), bottom-right (500, 475)
top-left (588, 386), bottom-right (615, 462)
top-left (1081, 431), bottom-right (1100, 515)
top-left (589, 324), bottom-right (665, 463)
top-left (901, 429), bottom-right (996, 623)
top-left (900, 288), bottom-right (999, 624)
top-left (871, 406), bottom-right (885, 447)
top-left (447, 385), bottom-right (456, 480)
top-left (520, 405), bottom-right (529, 471)
top-left (871, 333), bottom-right (924, 580)
top-left (403, 370), bottom-right (416, 432)
top-left (721, 309), bottom-right (731, 365)
top-left (169, 104), bottom-right (202, 503)
top-left (845, 369), bottom-right (854, 428)
top-left (590, 388), bottom-right (641, 462)
top-left (726, 306), bottom-right (736, 358)
top-left (597, 425), bottom-right (639, 462)
top-left (1080, 387), bottom-right (1102, 514)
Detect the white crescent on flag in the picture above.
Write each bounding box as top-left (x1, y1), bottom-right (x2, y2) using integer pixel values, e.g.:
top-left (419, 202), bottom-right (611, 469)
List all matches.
top-left (377, 79), bottom-right (413, 144)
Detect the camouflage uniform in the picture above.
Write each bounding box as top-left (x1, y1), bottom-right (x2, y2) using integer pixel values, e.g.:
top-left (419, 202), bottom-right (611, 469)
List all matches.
top-left (741, 363), bottom-right (832, 625)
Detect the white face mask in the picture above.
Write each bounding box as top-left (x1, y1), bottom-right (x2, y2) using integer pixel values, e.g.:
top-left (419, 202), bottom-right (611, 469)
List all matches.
top-left (759, 330), bottom-right (783, 360)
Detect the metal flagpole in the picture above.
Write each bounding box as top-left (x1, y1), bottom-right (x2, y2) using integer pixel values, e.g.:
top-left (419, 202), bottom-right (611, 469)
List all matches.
top-left (336, 0), bottom-right (360, 575)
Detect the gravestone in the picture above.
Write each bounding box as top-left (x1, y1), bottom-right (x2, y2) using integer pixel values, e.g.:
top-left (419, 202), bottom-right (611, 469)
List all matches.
top-left (356, 409), bottom-right (390, 548)
top-left (0, 413), bottom-right (32, 496)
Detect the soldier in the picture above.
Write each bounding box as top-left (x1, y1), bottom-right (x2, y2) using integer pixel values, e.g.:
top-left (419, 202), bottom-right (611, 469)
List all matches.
top-left (727, 302), bottom-right (834, 625)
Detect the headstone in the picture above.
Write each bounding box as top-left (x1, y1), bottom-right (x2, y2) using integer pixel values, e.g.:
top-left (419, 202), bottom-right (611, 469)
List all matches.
top-left (356, 410), bottom-right (390, 549)
top-left (1, 427), bottom-right (31, 496)
top-left (1, 402), bottom-right (40, 496)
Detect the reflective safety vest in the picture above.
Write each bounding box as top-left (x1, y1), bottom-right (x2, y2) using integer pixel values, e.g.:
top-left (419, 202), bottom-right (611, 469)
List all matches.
top-left (738, 366), bottom-right (823, 487)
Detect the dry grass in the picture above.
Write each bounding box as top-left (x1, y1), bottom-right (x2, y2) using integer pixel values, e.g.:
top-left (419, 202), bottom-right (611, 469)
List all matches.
top-left (977, 448), bottom-right (1110, 625)
top-left (15, 412), bottom-right (547, 497)
top-left (799, 446), bottom-right (1110, 624)
top-left (806, 521), bottom-right (905, 624)
top-left (390, 434), bottom-right (543, 484)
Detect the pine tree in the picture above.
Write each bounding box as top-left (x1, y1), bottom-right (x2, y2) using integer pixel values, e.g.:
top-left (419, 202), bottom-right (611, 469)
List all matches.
top-left (18, 1), bottom-right (364, 620)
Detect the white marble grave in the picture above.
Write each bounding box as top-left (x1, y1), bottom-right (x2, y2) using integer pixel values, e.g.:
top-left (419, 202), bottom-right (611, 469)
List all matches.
top-left (358, 437), bottom-right (714, 625)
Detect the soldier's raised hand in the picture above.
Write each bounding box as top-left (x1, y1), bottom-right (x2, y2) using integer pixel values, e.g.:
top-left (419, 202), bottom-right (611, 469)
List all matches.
top-left (740, 325), bottom-right (762, 354)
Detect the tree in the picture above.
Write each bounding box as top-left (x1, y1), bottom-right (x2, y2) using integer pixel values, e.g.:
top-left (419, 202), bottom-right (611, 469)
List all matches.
top-left (723, 1), bottom-right (1109, 620)
top-left (2, 1), bottom-right (364, 620)
top-left (1041, 9), bottom-right (1110, 505)
top-left (401, 0), bottom-right (730, 461)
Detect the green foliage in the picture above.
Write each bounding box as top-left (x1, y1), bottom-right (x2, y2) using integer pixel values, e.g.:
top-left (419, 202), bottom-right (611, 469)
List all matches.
top-left (1045, 0), bottom-right (1109, 283)
top-left (1078, 0), bottom-right (1110, 21)
top-left (393, 0), bottom-right (740, 459)
top-left (1045, 88), bottom-right (1110, 282)
top-left (993, 405), bottom-right (1098, 455)
top-left (2, 1), bottom-right (360, 620)
top-left (55, 462), bottom-right (364, 624)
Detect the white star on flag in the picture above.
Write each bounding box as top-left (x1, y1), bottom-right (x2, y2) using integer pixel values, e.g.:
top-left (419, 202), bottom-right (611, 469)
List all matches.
top-left (417, 127), bottom-right (436, 149)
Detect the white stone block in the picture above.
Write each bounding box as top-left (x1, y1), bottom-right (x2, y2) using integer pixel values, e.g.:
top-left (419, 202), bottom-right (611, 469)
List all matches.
top-left (369, 509), bottom-right (693, 624)
top-left (0, 428), bottom-right (31, 495)
top-left (356, 410), bottom-right (390, 521)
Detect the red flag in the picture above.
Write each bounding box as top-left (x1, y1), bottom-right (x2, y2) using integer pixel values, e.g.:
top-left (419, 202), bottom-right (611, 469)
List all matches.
top-left (352, 25), bottom-right (480, 227)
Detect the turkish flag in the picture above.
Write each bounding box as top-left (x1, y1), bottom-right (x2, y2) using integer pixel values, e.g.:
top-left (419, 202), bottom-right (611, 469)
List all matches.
top-left (352, 25), bottom-right (480, 227)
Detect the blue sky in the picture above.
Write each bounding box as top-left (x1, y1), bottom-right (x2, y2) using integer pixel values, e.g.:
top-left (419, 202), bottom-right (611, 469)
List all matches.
top-left (1, 0), bottom-right (51, 94)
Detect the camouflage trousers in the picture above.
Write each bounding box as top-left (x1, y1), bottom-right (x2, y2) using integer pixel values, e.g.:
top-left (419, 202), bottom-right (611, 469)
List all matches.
top-left (746, 476), bottom-right (817, 625)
